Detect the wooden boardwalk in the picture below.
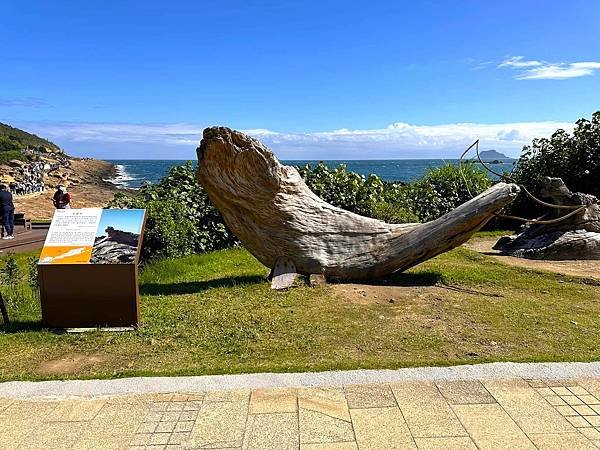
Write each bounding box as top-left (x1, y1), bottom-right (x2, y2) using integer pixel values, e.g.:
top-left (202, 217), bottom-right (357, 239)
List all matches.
top-left (0, 225), bottom-right (48, 254)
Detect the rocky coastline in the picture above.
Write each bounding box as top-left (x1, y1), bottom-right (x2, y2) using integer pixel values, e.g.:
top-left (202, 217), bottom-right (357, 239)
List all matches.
top-left (12, 158), bottom-right (121, 220)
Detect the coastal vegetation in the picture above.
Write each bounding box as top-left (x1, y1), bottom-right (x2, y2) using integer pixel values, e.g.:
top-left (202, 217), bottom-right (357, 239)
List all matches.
top-left (0, 123), bottom-right (61, 164)
top-left (107, 111), bottom-right (598, 263)
top-left (0, 122), bottom-right (61, 153)
top-left (510, 111), bottom-right (600, 218)
top-left (1, 241), bottom-right (599, 381)
top-left (111, 160), bottom-right (492, 262)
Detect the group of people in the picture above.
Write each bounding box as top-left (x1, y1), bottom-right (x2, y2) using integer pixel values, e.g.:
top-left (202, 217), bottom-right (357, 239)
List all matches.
top-left (0, 185), bottom-right (71, 240)
top-left (7, 161), bottom-right (47, 195)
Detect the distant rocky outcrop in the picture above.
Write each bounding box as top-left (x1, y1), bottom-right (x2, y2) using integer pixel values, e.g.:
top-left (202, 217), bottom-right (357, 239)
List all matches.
top-left (90, 227), bottom-right (139, 264)
top-left (479, 150), bottom-right (513, 161)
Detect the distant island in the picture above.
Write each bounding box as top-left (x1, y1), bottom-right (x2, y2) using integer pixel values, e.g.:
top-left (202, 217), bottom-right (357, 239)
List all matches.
top-left (479, 149), bottom-right (514, 162)
top-left (0, 122), bottom-right (118, 219)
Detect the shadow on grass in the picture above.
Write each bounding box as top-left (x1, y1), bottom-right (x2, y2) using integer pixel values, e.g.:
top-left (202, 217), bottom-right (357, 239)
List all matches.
top-left (339, 270), bottom-right (444, 287)
top-left (0, 319), bottom-right (46, 334)
top-left (141, 275), bottom-right (266, 296)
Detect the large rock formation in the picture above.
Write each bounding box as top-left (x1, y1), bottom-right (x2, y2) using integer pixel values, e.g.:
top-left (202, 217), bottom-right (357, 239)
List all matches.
top-left (494, 177), bottom-right (600, 260)
top-left (90, 227), bottom-right (139, 264)
top-left (197, 127), bottom-right (520, 285)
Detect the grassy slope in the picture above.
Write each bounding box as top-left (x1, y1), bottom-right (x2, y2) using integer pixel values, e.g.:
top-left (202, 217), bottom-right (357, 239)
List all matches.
top-left (0, 122), bottom-right (61, 152)
top-left (1, 243), bottom-right (599, 381)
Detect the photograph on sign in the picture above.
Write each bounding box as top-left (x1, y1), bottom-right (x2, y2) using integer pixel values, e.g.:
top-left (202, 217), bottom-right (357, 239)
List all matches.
top-left (90, 209), bottom-right (145, 264)
top-left (39, 209), bottom-right (145, 265)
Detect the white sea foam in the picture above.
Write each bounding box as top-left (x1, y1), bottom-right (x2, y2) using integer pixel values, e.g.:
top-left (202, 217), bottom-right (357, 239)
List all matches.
top-left (104, 164), bottom-right (140, 189)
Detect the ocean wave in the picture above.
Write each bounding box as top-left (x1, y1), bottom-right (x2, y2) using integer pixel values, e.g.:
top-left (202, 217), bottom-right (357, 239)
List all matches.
top-left (104, 164), bottom-right (140, 189)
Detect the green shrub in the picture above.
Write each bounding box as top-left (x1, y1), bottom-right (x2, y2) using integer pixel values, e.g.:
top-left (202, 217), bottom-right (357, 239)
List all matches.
top-left (512, 111), bottom-right (600, 199)
top-left (391, 163), bottom-right (491, 222)
top-left (110, 162), bottom-right (237, 262)
top-left (112, 159), bottom-right (495, 261)
top-left (371, 201), bottom-right (419, 223)
top-left (499, 111), bottom-right (600, 222)
top-left (0, 135), bottom-right (23, 152)
top-left (297, 162), bottom-right (385, 217)
top-left (139, 200), bottom-right (198, 261)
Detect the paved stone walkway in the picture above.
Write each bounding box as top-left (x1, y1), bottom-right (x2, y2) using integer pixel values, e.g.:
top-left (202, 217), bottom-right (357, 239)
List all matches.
top-left (2, 375), bottom-right (600, 449)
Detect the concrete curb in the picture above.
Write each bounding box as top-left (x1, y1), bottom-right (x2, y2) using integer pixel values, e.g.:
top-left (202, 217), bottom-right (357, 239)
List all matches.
top-left (2, 361), bottom-right (600, 399)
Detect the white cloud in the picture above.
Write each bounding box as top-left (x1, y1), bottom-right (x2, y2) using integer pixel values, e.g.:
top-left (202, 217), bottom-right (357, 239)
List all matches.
top-left (16, 119), bottom-right (573, 160)
top-left (499, 56), bottom-right (543, 68)
top-left (499, 56), bottom-right (600, 80)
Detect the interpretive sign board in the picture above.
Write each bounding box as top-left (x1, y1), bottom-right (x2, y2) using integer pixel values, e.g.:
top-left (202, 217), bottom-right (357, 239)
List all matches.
top-left (38, 208), bottom-right (146, 328)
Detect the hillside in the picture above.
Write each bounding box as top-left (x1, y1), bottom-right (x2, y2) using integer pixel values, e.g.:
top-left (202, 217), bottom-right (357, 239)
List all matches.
top-left (0, 122), bottom-right (63, 165)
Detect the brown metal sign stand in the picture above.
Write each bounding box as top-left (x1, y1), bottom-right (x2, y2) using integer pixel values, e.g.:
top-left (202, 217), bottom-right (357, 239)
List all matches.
top-left (38, 209), bottom-right (146, 329)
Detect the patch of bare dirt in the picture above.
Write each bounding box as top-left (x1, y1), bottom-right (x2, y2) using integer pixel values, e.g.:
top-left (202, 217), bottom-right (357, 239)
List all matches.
top-left (332, 283), bottom-right (452, 305)
top-left (464, 236), bottom-right (600, 280)
top-left (38, 353), bottom-right (108, 375)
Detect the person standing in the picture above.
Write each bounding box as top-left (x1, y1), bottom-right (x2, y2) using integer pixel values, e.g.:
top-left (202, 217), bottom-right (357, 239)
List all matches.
top-left (52, 185), bottom-right (71, 209)
top-left (0, 184), bottom-right (15, 240)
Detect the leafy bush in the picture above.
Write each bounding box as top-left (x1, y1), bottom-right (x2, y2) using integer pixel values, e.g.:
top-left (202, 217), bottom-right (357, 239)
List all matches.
top-left (297, 162), bottom-right (385, 216)
top-left (113, 159), bottom-right (493, 261)
top-left (0, 135), bottom-right (23, 152)
top-left (503, 111), bottom-right (600, 221)
top-left (388, 163), bottom-right (491, 222)
top-left (371, 201), bottom-right (419, 223)
top-left (110, 162), bottom-right (237, 262)
top-left (513, 111), bottom-right (600, 198)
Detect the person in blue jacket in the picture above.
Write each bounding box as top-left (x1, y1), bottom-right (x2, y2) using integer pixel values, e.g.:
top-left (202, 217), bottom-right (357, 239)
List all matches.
top-left (0, 184), bottom-right (15, 240)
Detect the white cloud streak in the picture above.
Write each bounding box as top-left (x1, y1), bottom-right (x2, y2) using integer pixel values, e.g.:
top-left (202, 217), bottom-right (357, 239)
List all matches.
top-left (499, 56), bottom-right (600, 80)
top-left (17, 120), bottom-right (573, 159)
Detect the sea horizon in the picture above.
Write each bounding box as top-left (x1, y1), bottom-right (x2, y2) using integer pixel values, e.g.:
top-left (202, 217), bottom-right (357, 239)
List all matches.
top-left (106, 157), bottom-right (515, 189)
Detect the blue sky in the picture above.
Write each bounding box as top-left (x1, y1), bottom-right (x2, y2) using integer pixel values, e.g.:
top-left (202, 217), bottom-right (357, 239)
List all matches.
top-left (96, 209), bottom-right (145, 236)
top-left (1, 0), bottom-right (599, 159)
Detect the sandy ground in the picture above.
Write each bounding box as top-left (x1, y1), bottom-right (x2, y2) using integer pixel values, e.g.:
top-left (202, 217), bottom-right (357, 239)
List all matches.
top-left (13, 158), bottom-right (119, 220)
top-left (331, 235), bottom-right (600, 301)
top-left (464, 236), bottom-right (600, 280)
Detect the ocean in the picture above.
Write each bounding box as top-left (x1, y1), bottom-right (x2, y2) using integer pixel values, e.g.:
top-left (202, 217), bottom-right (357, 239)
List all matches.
top-left (107, 159), bottom-right (516, 189)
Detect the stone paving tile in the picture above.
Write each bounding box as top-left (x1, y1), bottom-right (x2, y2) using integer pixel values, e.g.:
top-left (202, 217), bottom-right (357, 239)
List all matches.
top-left (391, 381), bottom-right (466, 438)
top-left (0, 397), bottom-right (13, 413)
top-left (435, 380), bottom-right (496, 405)
top-left (18, 421), bottom-right (85, 450)
top-left (300, 442), bottom-right (358, 449)
top-left (344, 383), bottom-right (397, 409)
top-left (472, 434), bottom-right (537, 449)
top-left (452, 403), bottom-right (535, 449)
top-left (88, 401), bottom-right (149, 436)
top-left (299, 407), bottom-right (355, 444)
top-left (414, 436), bottom-right (478, 449)
top-left (483, 379), bottom-right (575, 434)
top-left (46, 398), bottom-right (106, 421)
top-left (76, 432), bottom-right (138, 450)
top-left (187, 396), bottom-right (249, 448)
top-left (205, 389), bottom-right (250, 402)
top-left (350, 406), bottom-right (416, 449)
top-left (249, 387), bottom-right (297, 414)
top-left (298, 387), bottom-right (351, 422)
top-left (0, 417), bottom-right (36, 450)
top-left (527, 432), bottom-right (597, 449)
top-left (243, 412), bottom-right (298, 449)
top-left (8, 379), bottom-right (600, 449)
top-left (0, 399), bottom-right (58, 420)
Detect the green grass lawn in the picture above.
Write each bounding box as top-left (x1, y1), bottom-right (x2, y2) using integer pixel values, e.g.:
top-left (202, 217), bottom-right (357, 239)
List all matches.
top-left (1, 240), bottom-right (599, 381)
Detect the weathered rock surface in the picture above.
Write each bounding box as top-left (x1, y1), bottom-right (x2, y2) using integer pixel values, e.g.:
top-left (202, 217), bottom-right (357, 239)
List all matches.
top-left (197, 127), bottom-right (520, 281)
top-left (494, 177), bottom-right (600, 260)
top-left (90, 228), bottom-right (139, 264)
